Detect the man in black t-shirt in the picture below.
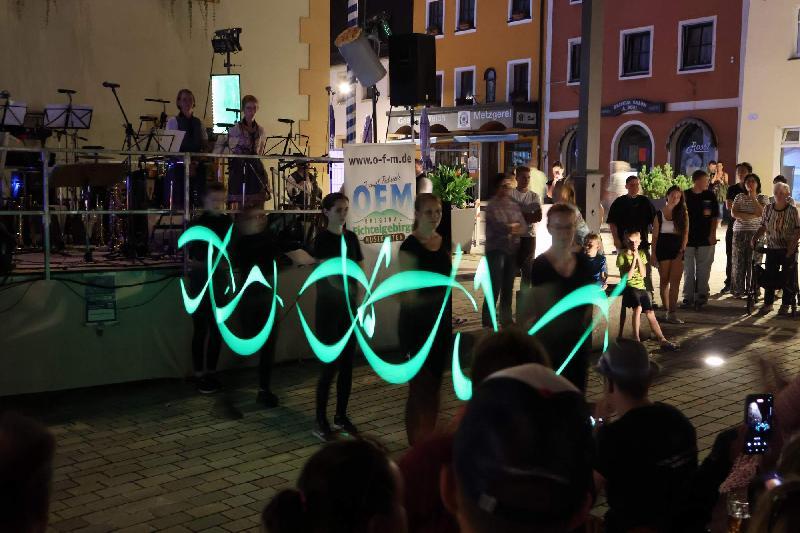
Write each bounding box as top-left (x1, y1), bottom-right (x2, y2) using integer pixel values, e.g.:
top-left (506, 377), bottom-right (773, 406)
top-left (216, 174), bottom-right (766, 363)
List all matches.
top-left (606, 176), bottom-right (657, 295)
top-left (683, 170), bottom-right (720, 307)
top-left (722, 162), bottom-right (752, 292)
top-left (593, 340), bottom-right (700, 533)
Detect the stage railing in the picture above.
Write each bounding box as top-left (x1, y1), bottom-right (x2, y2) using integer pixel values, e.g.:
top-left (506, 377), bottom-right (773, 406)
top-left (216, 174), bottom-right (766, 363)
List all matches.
top-left (0, 146), bottom-right (341, 279)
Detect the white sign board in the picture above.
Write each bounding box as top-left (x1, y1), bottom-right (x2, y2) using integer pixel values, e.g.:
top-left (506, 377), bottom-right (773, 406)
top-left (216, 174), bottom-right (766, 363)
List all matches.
top-left (343, 143), bottom-right (416, 250)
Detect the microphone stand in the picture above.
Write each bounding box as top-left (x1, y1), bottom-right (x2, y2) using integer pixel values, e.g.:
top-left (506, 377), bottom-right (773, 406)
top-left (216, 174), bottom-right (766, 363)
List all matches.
top-left (104, 83), bottom-right (143, 262)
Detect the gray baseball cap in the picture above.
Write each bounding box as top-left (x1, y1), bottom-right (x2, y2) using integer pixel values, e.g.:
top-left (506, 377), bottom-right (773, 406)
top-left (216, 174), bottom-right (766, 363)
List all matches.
top-left (596, 339), bottom-right (660, 382)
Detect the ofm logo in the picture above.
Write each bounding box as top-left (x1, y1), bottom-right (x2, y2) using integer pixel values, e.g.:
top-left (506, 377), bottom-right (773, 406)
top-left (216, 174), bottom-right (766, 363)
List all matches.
top-left (352, 182), bottom-right (413, 212)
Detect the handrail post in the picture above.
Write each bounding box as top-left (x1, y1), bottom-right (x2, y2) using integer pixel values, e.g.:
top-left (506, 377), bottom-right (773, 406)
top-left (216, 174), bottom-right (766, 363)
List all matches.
top-left (42, 148), bottom-right (51, 280)
top-left (183, 152), bottom-right (191, 226)
top-left (183, 152), bottom-right (191, 276)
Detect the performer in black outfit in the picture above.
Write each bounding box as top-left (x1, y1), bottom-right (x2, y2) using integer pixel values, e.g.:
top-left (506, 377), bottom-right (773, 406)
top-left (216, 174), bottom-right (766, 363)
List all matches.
top-left (528, 203), bottom-right (594, 391)
top-left (186, 182), bottom-right (232, 394)
top-left (165, 88), bottom-right (209, 208)
top-left (399, 193), bottom-right (452, 445)
top-left (234, 205), bottom-right (282, 407)
top-left (312, 192), bottom-right (364, 441)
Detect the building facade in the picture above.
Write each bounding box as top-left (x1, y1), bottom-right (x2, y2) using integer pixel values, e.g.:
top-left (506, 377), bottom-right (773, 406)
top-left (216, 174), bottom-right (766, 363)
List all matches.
top-left (399, 0), bottom-right (544, 197)
top-left (545, 0), bottom-right (743, 198)
top-left (330, 58), bottom-right (392, 146)
top-left (738, 0), bottom-right (800, 199)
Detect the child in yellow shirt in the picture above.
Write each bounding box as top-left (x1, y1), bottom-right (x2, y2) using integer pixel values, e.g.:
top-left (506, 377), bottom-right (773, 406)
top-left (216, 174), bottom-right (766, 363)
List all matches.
top-left (618, 231), bottom-right (679, 350)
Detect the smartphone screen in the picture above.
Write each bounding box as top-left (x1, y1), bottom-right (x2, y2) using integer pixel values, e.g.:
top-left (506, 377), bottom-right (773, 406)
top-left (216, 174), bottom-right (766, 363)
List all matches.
top-left (743, 394), bottom-right (774, 455)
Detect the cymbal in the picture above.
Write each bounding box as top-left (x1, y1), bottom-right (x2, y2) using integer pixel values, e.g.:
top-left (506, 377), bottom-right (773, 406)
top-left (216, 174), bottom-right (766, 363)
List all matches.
top-left (50, 162), bottom-right (127, 188)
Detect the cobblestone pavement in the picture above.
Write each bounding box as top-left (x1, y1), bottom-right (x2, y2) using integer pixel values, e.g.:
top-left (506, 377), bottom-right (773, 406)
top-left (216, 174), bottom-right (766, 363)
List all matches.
top-left (7, 228), bottom-right (800, 532)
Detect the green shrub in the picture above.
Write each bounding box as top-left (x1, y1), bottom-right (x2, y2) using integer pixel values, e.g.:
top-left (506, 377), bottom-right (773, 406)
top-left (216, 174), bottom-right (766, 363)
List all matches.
top-left (638, 164), bottom-right (692, 200)
top-left (426, 164), bottom-right (474, 209)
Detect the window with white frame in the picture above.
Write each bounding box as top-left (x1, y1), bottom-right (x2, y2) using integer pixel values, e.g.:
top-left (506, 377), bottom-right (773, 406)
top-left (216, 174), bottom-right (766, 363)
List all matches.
top-left (456, 0), bottom-right (476, 31)
top-left (508, 0), bottom-right (531, 22)
top-left (455, 67), bottom-right (476, 104)
top-left (567, 38), bottom-right (581, 84)
top-left (507, 59), bottom-right (531, 102)
top-left (569, 0), bottom-right (582, 4)
top-left (426, 0), bottom-right (444, 36)
top-left (620, 27), bottom-right (652, 78)
top-left (679, 17), bottom-right (715, 72)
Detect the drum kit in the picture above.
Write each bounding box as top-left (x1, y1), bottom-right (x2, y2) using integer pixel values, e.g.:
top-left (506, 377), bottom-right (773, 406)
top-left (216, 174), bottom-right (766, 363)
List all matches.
top-left (1, 85), bottom-right (328, 268)
top-left (0, 88), bottom-right (190, 261)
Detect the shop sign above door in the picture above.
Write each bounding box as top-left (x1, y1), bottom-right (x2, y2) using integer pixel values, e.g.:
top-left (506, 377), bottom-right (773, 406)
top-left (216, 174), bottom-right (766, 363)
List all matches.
top-left (601, 99), bottom-right (665, 117)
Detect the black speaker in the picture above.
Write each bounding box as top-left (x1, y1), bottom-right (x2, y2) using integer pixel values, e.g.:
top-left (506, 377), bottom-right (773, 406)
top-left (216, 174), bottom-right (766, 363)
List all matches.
top-left (389, 34), bottom-right (437, 107)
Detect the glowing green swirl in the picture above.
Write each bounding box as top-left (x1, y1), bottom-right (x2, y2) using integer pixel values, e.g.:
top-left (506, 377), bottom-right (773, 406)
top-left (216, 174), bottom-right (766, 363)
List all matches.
top-left (179, 223), bottom-right (626, 401)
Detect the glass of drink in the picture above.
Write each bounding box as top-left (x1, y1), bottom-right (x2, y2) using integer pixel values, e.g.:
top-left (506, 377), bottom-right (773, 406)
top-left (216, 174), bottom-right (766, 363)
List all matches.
top-left (726, 492), bottom-right (750, 533)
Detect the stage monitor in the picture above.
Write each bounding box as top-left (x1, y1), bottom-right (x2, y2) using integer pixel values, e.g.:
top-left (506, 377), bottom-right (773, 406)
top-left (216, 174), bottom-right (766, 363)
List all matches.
top-left (211, 74), bottom-right (240, 134)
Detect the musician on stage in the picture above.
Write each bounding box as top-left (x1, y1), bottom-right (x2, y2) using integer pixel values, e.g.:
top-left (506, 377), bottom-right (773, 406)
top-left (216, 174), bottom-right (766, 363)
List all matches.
top-left (165, 88), bottom-right (209, 208)
top-left (227, 95), bottom-right (271, 209)
top-left (285, 159), bottom-right (321, 209)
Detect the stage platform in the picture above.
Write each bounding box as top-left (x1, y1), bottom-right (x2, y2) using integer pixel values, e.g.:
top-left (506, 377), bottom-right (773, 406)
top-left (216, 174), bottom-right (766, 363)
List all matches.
top-left (9, 247), bottom-right (182, 274)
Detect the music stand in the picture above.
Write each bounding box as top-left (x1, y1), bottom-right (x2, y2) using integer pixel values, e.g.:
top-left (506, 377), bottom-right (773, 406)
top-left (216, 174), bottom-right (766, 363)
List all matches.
top-left (44, 105), bottom-right (93, 130)
top-left (0, 101), bottom-right (26, 129)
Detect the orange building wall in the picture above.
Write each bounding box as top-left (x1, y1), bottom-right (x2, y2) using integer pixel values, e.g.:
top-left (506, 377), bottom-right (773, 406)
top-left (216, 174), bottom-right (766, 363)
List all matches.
top-left (413, 0), bottom-right (543, 107)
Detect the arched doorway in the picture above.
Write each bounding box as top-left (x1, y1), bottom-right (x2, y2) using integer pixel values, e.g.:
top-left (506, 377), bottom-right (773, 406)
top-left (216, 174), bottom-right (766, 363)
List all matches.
top-left (614, 123), bottom-right (653, 171)
top-left (559, 126), bottom-right (579, 178)
top-left (668, 118), bottom-right (717, 177)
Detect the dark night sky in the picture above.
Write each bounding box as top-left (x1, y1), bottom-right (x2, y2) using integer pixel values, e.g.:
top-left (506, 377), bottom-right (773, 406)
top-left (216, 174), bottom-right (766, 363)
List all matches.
top-left (330, 0), bottom-right (414, 64)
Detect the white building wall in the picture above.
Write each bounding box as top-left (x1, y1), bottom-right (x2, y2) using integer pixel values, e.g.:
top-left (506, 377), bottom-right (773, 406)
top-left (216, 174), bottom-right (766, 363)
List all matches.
top-left (738, 0), bottom-right (800, 183)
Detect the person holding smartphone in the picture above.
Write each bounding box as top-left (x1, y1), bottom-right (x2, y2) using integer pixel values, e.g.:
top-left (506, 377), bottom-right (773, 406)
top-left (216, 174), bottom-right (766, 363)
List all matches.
top-left (593, 340), bottom-right (700, 533)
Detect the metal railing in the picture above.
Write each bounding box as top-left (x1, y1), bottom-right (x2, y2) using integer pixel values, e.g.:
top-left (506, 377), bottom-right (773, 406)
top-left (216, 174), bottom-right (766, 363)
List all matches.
top-left (0, 146), bottom-right (343, 279)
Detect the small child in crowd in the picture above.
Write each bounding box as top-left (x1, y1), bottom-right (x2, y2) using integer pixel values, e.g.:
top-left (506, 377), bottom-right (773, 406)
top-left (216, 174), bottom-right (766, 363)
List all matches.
top-left (617, 231), bottom-right (679, 351)
top-left (583, 232), bottom-right (608, 289)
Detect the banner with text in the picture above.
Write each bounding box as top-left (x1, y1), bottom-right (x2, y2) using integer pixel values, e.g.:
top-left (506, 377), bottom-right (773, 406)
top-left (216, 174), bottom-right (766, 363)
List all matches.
top-left (343, 143), bottom-right (415, 250)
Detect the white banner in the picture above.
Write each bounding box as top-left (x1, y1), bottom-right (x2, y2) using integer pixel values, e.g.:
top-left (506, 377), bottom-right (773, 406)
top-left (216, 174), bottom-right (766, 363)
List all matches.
top-left (343, 143), bottom-right (416, 249)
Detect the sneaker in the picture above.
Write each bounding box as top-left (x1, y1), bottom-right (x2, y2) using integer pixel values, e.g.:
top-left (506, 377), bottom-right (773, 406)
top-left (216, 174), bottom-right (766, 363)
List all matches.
top-left (679, 300), bottom-right (694, 309)
top-left (777, 305), bottom-right (791, 316)
top-left (758, 304), bottom-right (773, 315)
top-left (666, 313), bottom-right (685, 325)
top-left (660, 339), bottom-right (680, 351)
top-left (333, 415), bottom-right (359, 436)
top-left (197, 376), bottom-right (220, 394)
top-left (257, 390), bottom-right (280, 408)
top-left (312, 420), bottom-right (335, 442)
top-left (720, 285), bottom-right (730, 294)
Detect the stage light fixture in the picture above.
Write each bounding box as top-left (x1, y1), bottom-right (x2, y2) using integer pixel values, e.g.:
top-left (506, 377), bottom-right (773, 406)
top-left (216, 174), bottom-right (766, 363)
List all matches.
top-left (211, 28), bottom-right (243, 54)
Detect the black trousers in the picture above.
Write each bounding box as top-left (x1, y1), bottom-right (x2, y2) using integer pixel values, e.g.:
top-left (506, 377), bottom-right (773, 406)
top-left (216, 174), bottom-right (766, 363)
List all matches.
top-left (315, 339), bottom-right (355, 422)
top-left (725, 223), bottom-right (734, 286)
top-left (517, 236), bottom-right (535, 285)
top-left (240, 288), bottom-right (279, 392)
top-left (315, 305), bottom-right (356, 422)
top-left (482, 249), bottom-right (517, 326)
top-left (763, 249), bottom-right (798, 307)
top-left (192, 296), bottom-right (221, 374)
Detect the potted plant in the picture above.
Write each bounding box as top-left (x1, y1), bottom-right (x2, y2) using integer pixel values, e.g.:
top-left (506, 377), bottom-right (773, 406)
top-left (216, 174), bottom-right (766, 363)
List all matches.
top-left (426, 25), bottom-right (441, 36)
top-left (458, 21), bottom-right (473, 31)
top-left (638, 164), bottom-right (692, 209)
top-left (510, 11), bottom-right (528, 21)
top-left (427, 164), bottom-right (476, 253)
